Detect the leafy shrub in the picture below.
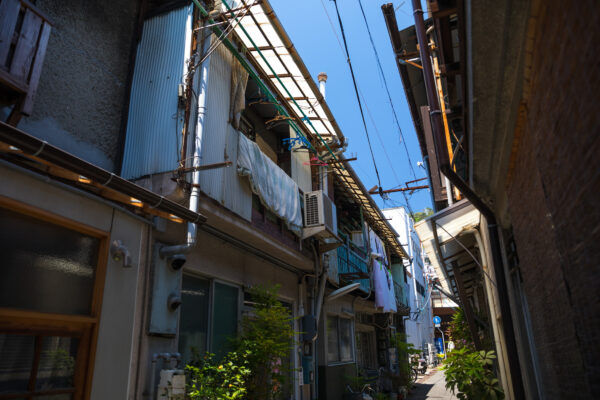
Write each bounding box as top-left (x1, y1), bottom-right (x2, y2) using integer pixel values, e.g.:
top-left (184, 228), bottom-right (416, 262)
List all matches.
top-left (237, 285), bottom-right (296, 399)
top-left (185, 285), bottom-right (295, 400)
top-left (442, 348), bottom-right (504, 400)
top-left (448, 308), bottom-right (474, 350)
top-left (391, 333), bottom-right (420, 388)
top-left (186, 350), bottom-right (251, 400)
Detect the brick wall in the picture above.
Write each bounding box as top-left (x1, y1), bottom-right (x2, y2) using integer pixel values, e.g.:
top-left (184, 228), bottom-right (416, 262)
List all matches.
top-left (506, 0), bottom-right (600, 398)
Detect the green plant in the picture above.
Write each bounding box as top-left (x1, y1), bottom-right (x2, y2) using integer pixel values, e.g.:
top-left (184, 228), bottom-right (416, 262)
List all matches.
top-left (448, 308), bottom-right (474, 350)
top-left (391, 333), bottom-right (420, 388)
top-left (441, 348), bottom-right (504, 400)
top-left (186, 350), bottom-right (251, 400)
top-left (236, 285), bottom-right (296, 399)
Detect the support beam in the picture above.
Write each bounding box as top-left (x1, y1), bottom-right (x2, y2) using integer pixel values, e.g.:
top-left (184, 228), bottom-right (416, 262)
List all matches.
top-left (451, 261), bottom-right (482, 350)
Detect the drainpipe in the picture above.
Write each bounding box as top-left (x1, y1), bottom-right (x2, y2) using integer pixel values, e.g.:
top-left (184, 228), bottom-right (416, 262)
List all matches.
top-left (160, 26), bottom-right (212, 258)
top-left (411, 1), bottom-right (524, 397)
top-left (314, 248), bottom-right (328, 329)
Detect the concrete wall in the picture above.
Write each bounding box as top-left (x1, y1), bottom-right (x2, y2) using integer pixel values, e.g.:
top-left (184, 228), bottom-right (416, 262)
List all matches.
top-left (504, 1), bottom-right (600, 398)
top-left (132, 226), bottom-right (302, 399)
top-left (17, 0), bottom-right (139, 171)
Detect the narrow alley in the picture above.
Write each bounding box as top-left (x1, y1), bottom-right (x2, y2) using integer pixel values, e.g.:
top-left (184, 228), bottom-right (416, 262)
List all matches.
top-left (0, 0), bottom-right (596, 399)
top-left (408, 370), bottom-right (457, 400)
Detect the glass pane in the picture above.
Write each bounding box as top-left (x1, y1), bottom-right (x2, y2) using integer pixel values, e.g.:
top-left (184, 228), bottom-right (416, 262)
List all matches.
top-left (326, 316), bottom-right (339, 363)
top-left (339, 318), bottom-right (352, 362)
top-left (211, 283), bottom-right (238, 360)
top-left (179, 275), bottom-right (210, 365)
top-left (0, 334), bottom-right (35, 394)
top-left (0, 208), bottom-right (99, 315)
top-left (36, 337), bottom-right (78, 391)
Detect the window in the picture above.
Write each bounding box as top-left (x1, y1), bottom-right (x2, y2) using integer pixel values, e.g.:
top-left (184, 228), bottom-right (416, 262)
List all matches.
top-left (355, 329), bottom-right (377, 370)
top-left (178, 276), bottom-right (239, 364)
top-left (326, 316), bottom-right (353, 364)
top-left (0, 200), bottom-right (108, 399)
top-left (178, 276), bottom-right (210, 364)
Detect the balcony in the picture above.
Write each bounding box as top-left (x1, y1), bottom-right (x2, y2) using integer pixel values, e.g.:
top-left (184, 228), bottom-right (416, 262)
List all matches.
top-left (0, 0), bottom-right (52, 124)
top-left (337, 234), bottom-right (370, 293)
top-left (394, 282), bottom-right (409, 308)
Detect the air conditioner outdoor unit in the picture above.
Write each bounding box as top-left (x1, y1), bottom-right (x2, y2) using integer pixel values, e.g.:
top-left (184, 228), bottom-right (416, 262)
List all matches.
top-left (302, 190), bottom-right (340, 248)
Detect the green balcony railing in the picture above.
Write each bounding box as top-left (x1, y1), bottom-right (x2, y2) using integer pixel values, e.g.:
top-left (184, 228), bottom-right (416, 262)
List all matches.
top-left (337, 235), bottom-right (370, 293)
top-left (394, 281), bottom-right (410, 309)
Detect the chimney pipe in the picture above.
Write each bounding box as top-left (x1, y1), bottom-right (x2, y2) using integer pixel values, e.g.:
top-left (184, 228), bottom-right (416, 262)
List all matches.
top-left (318, 72), bottom-right (328, 99)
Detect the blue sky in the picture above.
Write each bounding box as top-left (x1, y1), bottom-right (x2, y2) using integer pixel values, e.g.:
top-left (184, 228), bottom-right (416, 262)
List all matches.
top-left (269, 0), bottom-right (432, 214)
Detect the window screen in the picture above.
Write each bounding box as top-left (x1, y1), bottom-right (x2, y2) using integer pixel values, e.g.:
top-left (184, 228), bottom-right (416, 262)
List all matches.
top-left (339, 318), bottom-right (352, 362)
top-left (327, 316), bottom-right (340, 363)
top-left (327, 316), bottom-right (354, 363)
top-left (178, 275), bottom-right (210, 364)
top-left (211, 282), bottom-right (239, 360)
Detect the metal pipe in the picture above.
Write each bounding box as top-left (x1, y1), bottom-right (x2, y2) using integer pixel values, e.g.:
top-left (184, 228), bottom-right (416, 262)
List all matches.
top-left (314, 253), bottom-right (327, 329)
top-left (160, 24), bottom-right (212, 257)
top-left (318, 72), bottom-right (327, 99)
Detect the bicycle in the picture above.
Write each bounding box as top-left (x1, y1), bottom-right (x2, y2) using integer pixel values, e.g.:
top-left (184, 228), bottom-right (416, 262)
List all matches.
top-left (345, 383), bottom-right (374, 400)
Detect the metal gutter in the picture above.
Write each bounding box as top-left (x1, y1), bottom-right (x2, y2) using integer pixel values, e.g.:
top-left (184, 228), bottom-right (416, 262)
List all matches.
top-left (0, 121), bottom-right (206, 224)
top-left (0, 158), bottom-right (152, 226)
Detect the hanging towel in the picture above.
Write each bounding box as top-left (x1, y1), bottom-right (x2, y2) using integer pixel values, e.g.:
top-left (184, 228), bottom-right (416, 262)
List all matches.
top-left (373, 259), bottom-right (398, 312)
top-left (237, 132), bottom-right (303, 235)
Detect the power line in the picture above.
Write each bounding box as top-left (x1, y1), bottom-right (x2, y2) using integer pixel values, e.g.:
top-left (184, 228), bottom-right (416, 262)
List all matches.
top-left (331, 0), bottom-right (383, 193)
top-left (357, 0), bottom-right (418, 181)
top-left (322, 0), bottom-right (422, 217)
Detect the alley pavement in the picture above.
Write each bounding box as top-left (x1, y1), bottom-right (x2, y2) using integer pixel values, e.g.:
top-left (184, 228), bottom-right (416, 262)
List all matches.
top-left (407, 369), bottom-right (458, 400)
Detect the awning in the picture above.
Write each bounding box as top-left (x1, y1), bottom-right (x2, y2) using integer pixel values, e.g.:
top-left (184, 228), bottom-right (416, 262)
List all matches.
top-left (0, 121), bottom-right (207, 224)
top-left (211, 0), bottom-right (408, 259)
top-left (415, 200), bottom-right (480, 296)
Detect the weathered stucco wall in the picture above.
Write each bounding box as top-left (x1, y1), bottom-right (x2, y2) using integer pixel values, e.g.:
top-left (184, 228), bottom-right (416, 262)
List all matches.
top-left (18, 0), bottom-right (139, 171)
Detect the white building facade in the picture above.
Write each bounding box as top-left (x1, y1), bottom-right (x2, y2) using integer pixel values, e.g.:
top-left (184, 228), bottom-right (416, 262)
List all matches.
top-left (383, 207), bottom-right (435, 353)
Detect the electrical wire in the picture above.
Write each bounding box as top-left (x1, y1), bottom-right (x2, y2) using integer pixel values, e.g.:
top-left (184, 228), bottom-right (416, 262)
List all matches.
top-left (331, 0), bottom-right (383, 193)
top-left (357, 0), bottom-right (417, 181)
top-left (321, 0), bottom-right (422, 219)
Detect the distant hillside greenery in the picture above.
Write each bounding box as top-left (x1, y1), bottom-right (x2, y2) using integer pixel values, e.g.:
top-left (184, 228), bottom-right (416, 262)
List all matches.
top-left (411, 208), bottom-right (433, 222)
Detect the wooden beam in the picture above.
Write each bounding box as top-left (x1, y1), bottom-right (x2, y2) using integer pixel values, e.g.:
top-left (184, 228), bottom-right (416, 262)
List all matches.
top-left (452, 261), bottom-right (482, 350)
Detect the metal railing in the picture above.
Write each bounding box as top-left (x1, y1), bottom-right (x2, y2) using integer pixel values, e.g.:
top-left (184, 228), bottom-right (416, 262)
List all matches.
top-left (337, 235), bottom-right (370, 293)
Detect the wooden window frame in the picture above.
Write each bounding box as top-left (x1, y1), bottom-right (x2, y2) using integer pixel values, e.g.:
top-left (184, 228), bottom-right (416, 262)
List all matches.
top-left (326, 314), bottom-right (355, 365)
top-left (0, 195), bottom-right (109, 400)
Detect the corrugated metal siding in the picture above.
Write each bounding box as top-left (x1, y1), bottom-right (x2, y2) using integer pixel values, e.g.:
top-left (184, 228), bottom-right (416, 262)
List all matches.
top-left (121, 7), bottom-right (191, 179)
top-left (198, 44), bottom-right (251, 220)
top-left (198, 44), bottom-right (230, 200)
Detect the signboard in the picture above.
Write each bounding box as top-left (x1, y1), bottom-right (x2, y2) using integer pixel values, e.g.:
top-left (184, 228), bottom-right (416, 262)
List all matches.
top-left (433, 316), bottom-right (441, 327)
